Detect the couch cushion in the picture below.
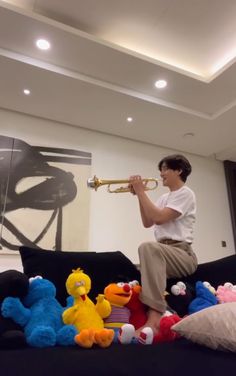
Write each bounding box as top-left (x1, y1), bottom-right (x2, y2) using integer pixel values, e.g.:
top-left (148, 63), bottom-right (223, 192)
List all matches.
top-left (19, 246), bottom-right (140, 306)
top-left (172, 302), bottom-right (236, 352)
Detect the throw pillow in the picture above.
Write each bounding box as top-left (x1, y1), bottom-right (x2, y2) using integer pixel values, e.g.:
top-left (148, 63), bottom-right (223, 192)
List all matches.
top-left (172, 302), bottom-right (236, 352)
top-left (19, 246), bottom-right (140, 306)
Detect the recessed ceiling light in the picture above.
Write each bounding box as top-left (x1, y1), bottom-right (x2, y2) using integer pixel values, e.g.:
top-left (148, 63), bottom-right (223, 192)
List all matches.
top-left (155, 80), bottom-right (167, 89)
top-left (126, 117), bottom-right (133, 123)
top-left (23, 89), bottom-right (31, 95)
top-left (36, 39), bottom-right (50, 50)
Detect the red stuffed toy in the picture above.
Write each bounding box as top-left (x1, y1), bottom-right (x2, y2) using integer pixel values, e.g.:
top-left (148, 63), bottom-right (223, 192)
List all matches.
top-left (125, 281), bottom-right (148, 330)
top-left (153, 314), bottom-right (182, 344)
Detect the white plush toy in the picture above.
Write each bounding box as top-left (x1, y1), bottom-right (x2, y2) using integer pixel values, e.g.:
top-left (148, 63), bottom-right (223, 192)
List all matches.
top-left (171, 281), bottom-right (186, 296)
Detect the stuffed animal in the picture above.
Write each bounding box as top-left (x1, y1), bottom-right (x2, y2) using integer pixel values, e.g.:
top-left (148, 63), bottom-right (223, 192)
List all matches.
top-left (171, 281), bottom-right (187, 296)
top-left (2, 276), bottom-right (77, 348)
top-left (216, 282), bottom-right (236, 303)
top-left (202, 281), bottom-right (216, 295)
top-left (165, 281), bottom-right (194, 317)
top-left (0, 270), bottom-right (29, 348)
top-left (103, 281), bottom-right (132, 330)
top-left (125, 280), bottom-right (148, 330)
top-left (62, 268), bottom-right (114, 348)
top-left (153, 314), bottom-right (182, 344)
top-left (104, 280), bottom-right (153, 345)
top-left (188, 281), bottom-right (218, 314)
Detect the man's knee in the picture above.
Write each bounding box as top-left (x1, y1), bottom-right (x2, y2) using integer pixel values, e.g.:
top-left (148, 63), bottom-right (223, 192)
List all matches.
top-left (138, 241), bottom-right (164, 259)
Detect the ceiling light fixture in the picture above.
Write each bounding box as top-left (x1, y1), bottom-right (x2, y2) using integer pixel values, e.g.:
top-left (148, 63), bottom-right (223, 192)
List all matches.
top-left (126, 117), bottom-right (133, 123)
top-left (155, 80), bottom-right (167, 89)
top-left (23, 89), bottom-right (31, 95)
top-left (36, 39), bottom-right (50, 50)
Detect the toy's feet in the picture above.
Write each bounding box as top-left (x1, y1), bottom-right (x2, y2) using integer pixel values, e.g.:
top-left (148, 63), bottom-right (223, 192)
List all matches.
top-left (118, 324), bottom-right (135, 344)
top-left (57, 325), bottom-right (78, 346)
top-left (75, 329), bottom-right (95, 348)
top-left (138, 327), bottom-right (153, 345)
top-left (94, 329), bottom-right (114, 348)
top-left (28, 326), bottom-right (56, 348)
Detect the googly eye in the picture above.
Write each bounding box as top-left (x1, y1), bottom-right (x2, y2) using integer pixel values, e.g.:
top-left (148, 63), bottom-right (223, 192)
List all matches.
top-left (176, 281), bottom-right (186, 290)
top-left (129, 280), bottom-right (139, 287)
top-left (224, 282), bottom-right (233, 289)
top-left (171, 285), bottom-right (181, 296)
top-left (75, 280), bottom-right (85, 287)
top-left (29, 276), bottom-right (43, 284)
top-left (203, 281), bottom-right (211, 289)
top-left (117, 282), bottom-right (125, 287)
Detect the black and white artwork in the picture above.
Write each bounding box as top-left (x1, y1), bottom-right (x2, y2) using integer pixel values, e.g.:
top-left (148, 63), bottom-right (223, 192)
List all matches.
top-left (0, 135), bottom-right (92, 252)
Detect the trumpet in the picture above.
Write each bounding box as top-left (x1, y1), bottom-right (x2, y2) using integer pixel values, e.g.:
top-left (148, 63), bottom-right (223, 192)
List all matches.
top-left (87, 175), bottom-right (158, 193)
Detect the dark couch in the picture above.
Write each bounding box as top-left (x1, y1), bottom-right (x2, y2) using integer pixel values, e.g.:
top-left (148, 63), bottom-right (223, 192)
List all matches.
top-left (1, 247), bottom-right (236, 376)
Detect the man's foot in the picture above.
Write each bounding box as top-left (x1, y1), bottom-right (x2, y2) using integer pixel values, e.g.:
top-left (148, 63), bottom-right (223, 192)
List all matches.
top-left (138, 327), bottom-right (154, 345)
top-left (135, 309), bottom-right (162, 336)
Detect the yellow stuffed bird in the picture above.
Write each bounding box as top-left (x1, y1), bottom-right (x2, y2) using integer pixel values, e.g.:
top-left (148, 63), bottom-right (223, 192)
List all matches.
top-left (63, 268), bottom-right (114, 348)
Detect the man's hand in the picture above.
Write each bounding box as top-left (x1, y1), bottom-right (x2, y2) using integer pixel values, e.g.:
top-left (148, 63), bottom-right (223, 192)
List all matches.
top-left (129, 175), bottom-right (147, 195)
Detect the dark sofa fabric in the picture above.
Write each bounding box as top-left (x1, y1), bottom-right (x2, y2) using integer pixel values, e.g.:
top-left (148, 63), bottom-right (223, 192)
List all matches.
top-left (167, 254), bottom-right (236, 287)
top-left (1, 338), bottom-right (236, 376)
top-left (19, 246), bottom-right (141, 305)
top-left (1, 249), bottom-right (236, 376)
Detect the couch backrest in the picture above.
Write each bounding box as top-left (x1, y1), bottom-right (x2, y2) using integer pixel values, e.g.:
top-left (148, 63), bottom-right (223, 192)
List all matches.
top-left (19, 246), bottom-right (141, 306)
top-left (167, 254), bottom-right (236, 289)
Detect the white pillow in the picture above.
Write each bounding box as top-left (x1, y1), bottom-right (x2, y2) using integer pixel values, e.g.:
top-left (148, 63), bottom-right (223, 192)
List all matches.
top-left (172, 302), bottom-right (236, 352)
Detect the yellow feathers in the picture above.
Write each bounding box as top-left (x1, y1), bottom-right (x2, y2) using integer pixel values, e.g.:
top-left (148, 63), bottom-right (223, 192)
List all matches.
top-left (66, 268), bottom-right (91, 299)
top-left (62, 269), bottom-right (114, 348)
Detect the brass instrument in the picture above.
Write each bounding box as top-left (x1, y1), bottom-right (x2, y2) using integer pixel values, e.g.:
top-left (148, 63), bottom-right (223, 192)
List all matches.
top-left (87, 175), bottom-right (158, 193)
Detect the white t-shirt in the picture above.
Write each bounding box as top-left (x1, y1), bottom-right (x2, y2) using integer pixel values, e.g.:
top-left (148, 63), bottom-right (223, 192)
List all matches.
top-left (153, 186), bottom-right (196, 244)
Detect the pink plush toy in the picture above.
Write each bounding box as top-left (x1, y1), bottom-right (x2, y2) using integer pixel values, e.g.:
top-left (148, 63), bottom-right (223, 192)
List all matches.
top-left (216, 283), bottom-right (236, 303)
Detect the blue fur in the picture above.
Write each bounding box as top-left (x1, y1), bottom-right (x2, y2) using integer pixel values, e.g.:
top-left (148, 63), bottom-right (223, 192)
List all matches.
top-left (188, 281), bottom-right (218, 314)
top-left (2, 278), bottom-right (77, 348)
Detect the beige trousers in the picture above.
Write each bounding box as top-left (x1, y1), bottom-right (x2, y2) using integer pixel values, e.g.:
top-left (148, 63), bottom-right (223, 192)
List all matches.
top-left (138, 241), bottom-right (198, 314)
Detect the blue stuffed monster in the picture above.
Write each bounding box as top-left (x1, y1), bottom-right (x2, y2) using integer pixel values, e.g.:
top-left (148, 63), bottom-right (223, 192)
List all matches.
top-left (1, 276), bottom-right (77, 348)
top-left (188, 281), bottom-right (218, 314)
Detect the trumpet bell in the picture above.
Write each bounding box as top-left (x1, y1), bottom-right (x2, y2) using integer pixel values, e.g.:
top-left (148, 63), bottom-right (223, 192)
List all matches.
top-left (87, 176), bottom-right (158, 193)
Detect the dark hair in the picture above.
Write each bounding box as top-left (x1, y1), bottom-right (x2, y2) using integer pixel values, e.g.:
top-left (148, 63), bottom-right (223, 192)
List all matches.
top-left (158, 154), bottom-right (192, 182)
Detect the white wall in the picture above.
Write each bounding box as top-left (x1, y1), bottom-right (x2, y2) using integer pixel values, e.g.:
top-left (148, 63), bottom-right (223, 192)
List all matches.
top-left (0, 108), bottom-right (235, 271)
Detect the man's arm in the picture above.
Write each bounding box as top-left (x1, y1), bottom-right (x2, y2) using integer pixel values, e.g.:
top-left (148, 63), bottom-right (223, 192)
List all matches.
top-left (137, 191), bottom-right (180, 225)
top-left (130, 176), bottom-right (180, 226)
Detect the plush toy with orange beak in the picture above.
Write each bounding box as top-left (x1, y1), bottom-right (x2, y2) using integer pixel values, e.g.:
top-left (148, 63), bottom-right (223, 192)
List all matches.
top-left (62, 268), bottom-right (114, 348)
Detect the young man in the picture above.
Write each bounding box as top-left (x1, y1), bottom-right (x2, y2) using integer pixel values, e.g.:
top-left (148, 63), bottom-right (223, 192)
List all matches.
top-left (129, 154), bottom-right (198, 335)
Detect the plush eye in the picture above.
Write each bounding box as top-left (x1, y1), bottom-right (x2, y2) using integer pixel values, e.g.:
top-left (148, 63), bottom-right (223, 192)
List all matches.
top-left (75, 280), bottom-right (85, 287)
top-left (224, 282), bottom-right (233, 289)
top-left (203, 281), bottom-right (211, 289)
top-left (117, 282), bottom-right (125, 287)
top-left (129, 280), bottom-right (139, 287)
top-left (171, 285), bottom-right (181, 296)
top-left (176, 281), bottom-right (186, 290)
top-left (29, 276), bottom-right (43, 284)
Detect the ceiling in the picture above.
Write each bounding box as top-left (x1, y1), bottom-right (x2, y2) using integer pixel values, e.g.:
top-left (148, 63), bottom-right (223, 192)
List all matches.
top-left (1, 0), bottom-right (236, 161)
